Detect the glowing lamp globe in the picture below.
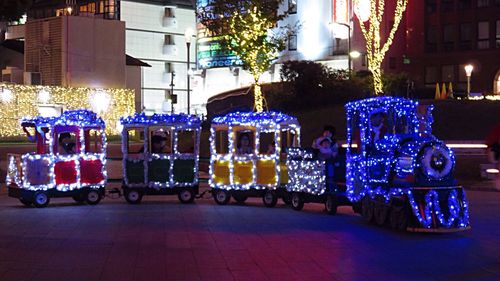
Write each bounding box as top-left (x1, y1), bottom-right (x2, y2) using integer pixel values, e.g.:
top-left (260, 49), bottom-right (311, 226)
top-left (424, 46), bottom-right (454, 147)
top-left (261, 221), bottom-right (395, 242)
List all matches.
top-left (0, 88), bottom-right (13, 103)
top-left (90, 90), bottom-right (111, 113)
top-left (37, 89), bottom-right (51, 104)
top-left (354, 0), bottom-right (371, 22)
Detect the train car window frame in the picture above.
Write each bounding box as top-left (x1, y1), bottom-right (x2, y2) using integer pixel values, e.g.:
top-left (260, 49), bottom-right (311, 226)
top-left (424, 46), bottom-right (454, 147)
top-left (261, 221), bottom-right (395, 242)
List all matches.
top-left (214, 127), bottom-right (229, 155)
top-left (148, 126), bottom-right (173, 155)
top-left (176, 129), bottom-right (197, 155)
top-left (258, 132), bottom-right (276, 155)
top-left (234, 127), bottom-right (255, 155)
top-left (125, 127), bottom-right (145, 157)
top-left (84, 128), bottom-right (104, 154)
top-left (55, 130), bottom-right (79, 155)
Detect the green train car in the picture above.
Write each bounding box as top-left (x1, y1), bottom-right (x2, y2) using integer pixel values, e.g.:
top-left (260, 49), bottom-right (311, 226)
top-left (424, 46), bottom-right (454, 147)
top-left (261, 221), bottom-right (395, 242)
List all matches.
top-left (120, 113), bottom-right (201, 204)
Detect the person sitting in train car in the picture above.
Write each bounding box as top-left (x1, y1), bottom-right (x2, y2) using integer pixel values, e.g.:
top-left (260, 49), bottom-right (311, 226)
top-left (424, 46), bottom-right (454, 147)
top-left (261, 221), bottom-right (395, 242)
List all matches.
top-left (150, 135), bottom-right (169, 154)
top-left (266, 141), bottom-right (276, 155)
top-left (318, 138), bottom-right (336, 160)
top-left (237, 132), bottom-right (253, 154)
top-left (369, 111), bottom-right (388, 142)
top-left (312, 125), bottom-right (336, 149)
top-left (58, 132), bottom-right (76, 155)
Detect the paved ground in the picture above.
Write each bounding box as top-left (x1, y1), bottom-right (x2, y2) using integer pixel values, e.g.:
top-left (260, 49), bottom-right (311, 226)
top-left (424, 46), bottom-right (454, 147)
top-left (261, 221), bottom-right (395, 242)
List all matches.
top-left (0, 189), bottom-right (499, 281)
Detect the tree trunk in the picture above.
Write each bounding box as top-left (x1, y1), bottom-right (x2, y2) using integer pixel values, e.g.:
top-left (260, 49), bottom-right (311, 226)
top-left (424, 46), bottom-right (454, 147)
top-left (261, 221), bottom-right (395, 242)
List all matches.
top-left (254, 82), bottom-right (264, 112)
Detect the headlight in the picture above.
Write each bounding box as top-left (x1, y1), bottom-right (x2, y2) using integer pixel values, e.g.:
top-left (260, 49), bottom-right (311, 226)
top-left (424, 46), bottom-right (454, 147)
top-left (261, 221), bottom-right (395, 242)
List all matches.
top-left (419, 144), bottom-right (454, 180)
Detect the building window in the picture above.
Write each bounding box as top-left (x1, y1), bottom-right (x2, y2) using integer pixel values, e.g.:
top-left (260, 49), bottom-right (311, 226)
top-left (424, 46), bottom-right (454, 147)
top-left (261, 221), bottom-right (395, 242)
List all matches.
top-left (443, 24), bottom-right (455, 51)
top-left (425, 26), bottom-right (437, 52)
top-left (477, 0), bottom-right (490, 7)
top-left (458, 0), bottom-right (472, 10)
top-left (289, 0), bottom-right (297, 14)
top-left (165, 62), bottom-right (173, 73)
top-left (288, 35), bottom-right (297, 51)
top-left (459, 23), bottom-right (472, 50)
top-left (442, 65), bottom-right (455, 82)
top-left (477, 21), bottom-right (490, 49)
top-left (389, 57), bottom-right (396, 69)
top-left (426, 0), bottom-right (437, 13)
top-left (164, 34), bottom-right (174, 45)
top-left (165, 7), bottom-right (175, 18)
top-left (425, 66), bottom-right (438, 84)
top-left (496, 20), bottom-right (500, 48)
top-left (441, 0), bottom-right (455, 12)
top-left (458, 64), bottom-right (468, 82)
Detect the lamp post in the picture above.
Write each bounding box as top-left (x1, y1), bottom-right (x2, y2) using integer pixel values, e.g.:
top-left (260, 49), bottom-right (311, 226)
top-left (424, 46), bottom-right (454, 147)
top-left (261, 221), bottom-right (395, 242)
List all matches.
top-left (184, 28), bottom-right (195, 115)
top-left (331, 22), bottom-right (352, 72)
top-left (464, 64), bottom-right (473, 99)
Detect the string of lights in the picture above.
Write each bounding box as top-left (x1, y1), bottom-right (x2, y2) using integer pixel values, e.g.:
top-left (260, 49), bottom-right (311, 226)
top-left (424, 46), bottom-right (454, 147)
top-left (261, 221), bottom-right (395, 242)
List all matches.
top-left (354, 0), bottom-right (408, 95)
top-left (344, 97), bottom-right (469, 230)
top-left (0, 83), bottom-right (134, 136)
top-left (6, 110), bottom-right (107, 192)
top-left (210, 111), bottom-right (301, 191)
top-left (120, 113), bottom-right (201, 189)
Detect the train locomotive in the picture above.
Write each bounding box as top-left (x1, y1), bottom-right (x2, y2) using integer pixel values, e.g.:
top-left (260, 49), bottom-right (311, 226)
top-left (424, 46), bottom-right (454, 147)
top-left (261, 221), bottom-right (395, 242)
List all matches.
top-left (6, 110), bottom-right (107, 207)
top-left (344, 97), bottom-right (470, 232)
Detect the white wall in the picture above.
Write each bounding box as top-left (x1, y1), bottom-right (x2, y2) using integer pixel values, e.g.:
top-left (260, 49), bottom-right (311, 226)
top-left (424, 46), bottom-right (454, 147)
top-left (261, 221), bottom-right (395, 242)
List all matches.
top-left (121, 1), bottom-right (197, 113)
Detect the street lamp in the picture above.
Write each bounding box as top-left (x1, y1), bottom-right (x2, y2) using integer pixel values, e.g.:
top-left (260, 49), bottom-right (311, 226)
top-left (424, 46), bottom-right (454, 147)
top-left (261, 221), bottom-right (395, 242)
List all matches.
top-left (184, 28), bottom-right (195, 115)
top-left (464, 64), bottom-right (473, 99)
top-left (331, 22), bottom-right (352, 72)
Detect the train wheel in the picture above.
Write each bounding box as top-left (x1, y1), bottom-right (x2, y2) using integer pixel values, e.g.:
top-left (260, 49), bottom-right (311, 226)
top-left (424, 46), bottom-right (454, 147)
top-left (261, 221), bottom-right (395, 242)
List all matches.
top-left (262, 190), bottom-right (278, 208)
top-left (86, 190), bottom-right (102, 205)
top-left (291, 193), bottom-right (304, 211)
top-left (33, 191), bottom-right (49, 208)
top-left (214, 190), bottom-right (230, 205)
top-left (389, 206), bottom-right (408, 231)
top-left (72, 193), bottom-right (85, 204)
top-left (352, 203), bottom-right (362, 214)
top-left (125, 189), bottom-right (143, 204)
top-left (361, 197), bottom-right (374, 222)
top-left (19, 199), bottom-right (32, 206)
top-left (178, 189), bottom-right (195, 204)
top-left (232, 193), bottom-right (248, 204)
top-left (282, 193), bottom-right (292, 205)
top-left (325, 195), bottom-right (338, 215)
top-left (374, 204), bottom-right (389, 226)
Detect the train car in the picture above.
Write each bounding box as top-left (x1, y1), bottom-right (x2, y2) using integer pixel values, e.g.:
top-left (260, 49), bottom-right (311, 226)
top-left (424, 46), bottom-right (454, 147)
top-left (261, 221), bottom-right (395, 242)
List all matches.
top-left (286, 147), bottom-right (350, 214)
top-left (345, 97), bottom-right (470, 232)
top-left (210, 111), bottom-right (300, 206)
top-left (120, 113), bottom-right (201, 204)
top-left (5, 110), bottom-right (107, 207)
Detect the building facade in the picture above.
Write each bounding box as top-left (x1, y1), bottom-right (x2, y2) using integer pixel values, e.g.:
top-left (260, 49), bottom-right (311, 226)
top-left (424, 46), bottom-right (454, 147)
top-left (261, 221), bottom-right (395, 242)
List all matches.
top-left (119, 0), bottom-right (199, 114)
top-left (196, 0), bottom-right (362, 103)
top-left (405, 0), bottom-right (500, 95)
top-left (6, 0), bottom-right (197, 113)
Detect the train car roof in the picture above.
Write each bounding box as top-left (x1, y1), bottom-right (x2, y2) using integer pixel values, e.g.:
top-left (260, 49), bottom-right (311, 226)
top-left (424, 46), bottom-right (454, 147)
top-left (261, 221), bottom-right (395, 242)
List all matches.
top-left (211, 111), bottom-right (299, 127)
top-left (345, 97), bottom-right (419, 114)
top-left (120, 112), bottom-right (201, 127)
top-left (21, 110), bottom-right (105, 128)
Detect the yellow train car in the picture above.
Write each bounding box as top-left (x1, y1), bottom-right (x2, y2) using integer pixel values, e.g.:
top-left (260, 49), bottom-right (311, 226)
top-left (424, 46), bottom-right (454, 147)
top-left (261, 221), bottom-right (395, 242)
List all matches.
top-left (210, 111), bottom-right (300, 206)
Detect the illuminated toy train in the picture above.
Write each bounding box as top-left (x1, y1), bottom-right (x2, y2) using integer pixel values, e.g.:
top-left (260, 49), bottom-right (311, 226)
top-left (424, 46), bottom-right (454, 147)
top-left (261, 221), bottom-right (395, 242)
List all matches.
top-left (5, 97), bottom-right (470, 232)
top-left (6, 110), bottom-right (106, 207)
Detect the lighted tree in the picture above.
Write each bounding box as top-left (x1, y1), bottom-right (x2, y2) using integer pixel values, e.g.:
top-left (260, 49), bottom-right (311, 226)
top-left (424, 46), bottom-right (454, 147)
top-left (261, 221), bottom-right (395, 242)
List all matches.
top-left (354, 0), bottom-right (408, 95)
top-left (197, 0), bottom-right (293, 112)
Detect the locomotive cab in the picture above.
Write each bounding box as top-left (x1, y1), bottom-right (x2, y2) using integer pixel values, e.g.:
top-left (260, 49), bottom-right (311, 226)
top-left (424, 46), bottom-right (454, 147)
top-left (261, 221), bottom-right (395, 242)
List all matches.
top-left (120, 113), bottom-right (201, 204)
top-left (6, 110), bottom-right (107, 207)
top-left (345, 97), bottom-right (470, 232)
top-left (210, 111), bottom-right (300, 206)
